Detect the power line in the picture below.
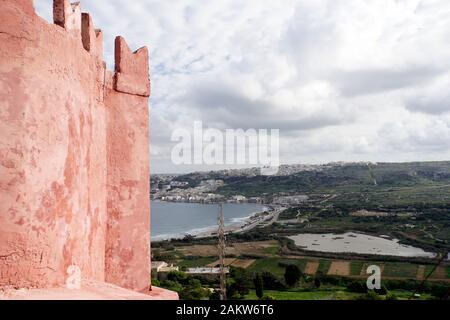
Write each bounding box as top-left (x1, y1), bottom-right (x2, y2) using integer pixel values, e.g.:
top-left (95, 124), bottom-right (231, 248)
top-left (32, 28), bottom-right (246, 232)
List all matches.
top-left (218, 203), bottom-right (227, 300)
top-left (409, 250), bottom-right (449, 300)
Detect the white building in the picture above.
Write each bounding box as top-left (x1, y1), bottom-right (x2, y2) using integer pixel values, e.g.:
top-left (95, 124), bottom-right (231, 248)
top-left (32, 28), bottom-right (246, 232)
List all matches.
top-left (152, 261), bottom-right (179, 273)
top-left (186, 267), bottom-right (229, 275)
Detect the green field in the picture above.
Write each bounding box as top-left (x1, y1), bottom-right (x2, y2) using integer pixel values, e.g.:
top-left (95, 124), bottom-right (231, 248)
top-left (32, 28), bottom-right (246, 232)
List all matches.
top-left (161, 244), bottom-right (450, 301)
top-left (422, 264), bottom-right (450, 279)
top-left (177, 257), bottom-right (216, 268)
top-left (262, 244), bottom-right (280, 255)
top-left (383, 262), bottom-right (419, 278)
top-left (424, 265), bottom-right (439, 279)
top-left (244, 289), bottom-right (360, 300)
top-left (176, 254), bottom-right (444, 281)
top-left (317, 260), bottom-right (332, 274)
top-left (243, 289), bottom-right (434, 300)
top-left (248, 258), bottom-right (307, 276)
top-left (350, 261), bottom-right (364, 276)
top-left (382, 290), bottom-right (433, 300)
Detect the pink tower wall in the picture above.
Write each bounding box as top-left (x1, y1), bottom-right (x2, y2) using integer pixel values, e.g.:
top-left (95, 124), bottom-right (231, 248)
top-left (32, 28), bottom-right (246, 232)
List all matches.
top-left (0, 0), bottom-right (152, 293)
top-left (105, 37), bottom-right (151, 292)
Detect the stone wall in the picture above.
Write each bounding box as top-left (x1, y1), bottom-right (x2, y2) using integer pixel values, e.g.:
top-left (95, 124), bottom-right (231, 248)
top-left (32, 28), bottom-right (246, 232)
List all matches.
top-left (0, 0), bottom-right (152, 294)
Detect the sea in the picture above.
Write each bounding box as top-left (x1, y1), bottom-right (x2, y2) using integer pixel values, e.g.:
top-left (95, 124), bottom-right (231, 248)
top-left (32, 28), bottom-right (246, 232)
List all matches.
top-left (151, 201), bottom-right (267, 241)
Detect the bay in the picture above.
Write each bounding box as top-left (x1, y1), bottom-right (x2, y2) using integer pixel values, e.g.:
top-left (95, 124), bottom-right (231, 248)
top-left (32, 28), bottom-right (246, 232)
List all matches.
top-left (151, 201), bottom-right (267, 241)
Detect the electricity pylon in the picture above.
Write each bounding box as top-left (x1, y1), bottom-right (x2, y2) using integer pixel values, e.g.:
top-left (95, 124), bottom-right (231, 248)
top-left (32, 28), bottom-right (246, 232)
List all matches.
top-left (218, 203), bottom-right (227, 300)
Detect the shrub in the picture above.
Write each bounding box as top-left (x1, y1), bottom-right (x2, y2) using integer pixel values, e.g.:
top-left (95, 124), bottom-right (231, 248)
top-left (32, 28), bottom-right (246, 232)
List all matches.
top-left (261, 272), bottom-right (285, 290)
top-left (160, 280), bottom-right (183, 293)
top-left (375, 285), bottom-right (388, 295)
top-left (386, 292), bottom-right (398, 300)
top-left (152, 279), bottom-right (161, 287)
top-left (167, 271), bottom-right (189, 284)
top-left (347, 280), bottom-right (368, 293)
top-left (180, 284), bottom-right (211, 300)
top-left (284, 265), bottom-right (302, 287)
top-left (357, 291), bottom-right (383, 300)
top-left (314, 278), bottom-right (321, 289)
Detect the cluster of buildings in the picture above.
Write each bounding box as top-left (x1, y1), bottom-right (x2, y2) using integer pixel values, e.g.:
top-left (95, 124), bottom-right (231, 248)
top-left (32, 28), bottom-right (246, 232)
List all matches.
top-left (155, 192), bottom-right (264, 204)
top-left (157, 192), bottom-right (226, 204)
top-left (273, 195), bottom-right (309, 205)
top-left (151, 176), bottom-right (264, 204)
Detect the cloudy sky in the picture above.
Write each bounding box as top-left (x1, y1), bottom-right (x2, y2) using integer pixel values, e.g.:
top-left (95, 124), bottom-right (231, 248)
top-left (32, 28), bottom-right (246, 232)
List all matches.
top-left (35, 0), bottom-right (450, 173)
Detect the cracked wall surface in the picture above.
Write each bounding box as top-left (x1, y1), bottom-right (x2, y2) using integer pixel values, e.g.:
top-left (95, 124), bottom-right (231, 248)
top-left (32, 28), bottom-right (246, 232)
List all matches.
top-left (0, 0), bottom-right (151, 293)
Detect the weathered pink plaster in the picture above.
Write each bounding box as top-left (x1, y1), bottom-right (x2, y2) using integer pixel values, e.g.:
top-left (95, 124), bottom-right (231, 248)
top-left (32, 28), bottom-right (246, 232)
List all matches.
top-left (105, 76), bottom-right (151, 292)
top-left (0, 0), bottom-right (174, 299)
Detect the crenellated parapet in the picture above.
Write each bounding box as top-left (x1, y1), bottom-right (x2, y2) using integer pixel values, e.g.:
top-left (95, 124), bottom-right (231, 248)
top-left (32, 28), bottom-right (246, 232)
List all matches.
top-left (51, 1), bottom-right (149, 97)
top-left (53, 1), bottom-right (103, 59)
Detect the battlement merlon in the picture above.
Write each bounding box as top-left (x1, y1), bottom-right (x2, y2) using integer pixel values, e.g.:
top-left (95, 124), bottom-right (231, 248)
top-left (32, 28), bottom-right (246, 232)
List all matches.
top-left (81, 13), bottom-right (103, 58)
top-left (114, 36), bottom-right (151, 97)
top-left (53, 0), bottom-right (81, 31)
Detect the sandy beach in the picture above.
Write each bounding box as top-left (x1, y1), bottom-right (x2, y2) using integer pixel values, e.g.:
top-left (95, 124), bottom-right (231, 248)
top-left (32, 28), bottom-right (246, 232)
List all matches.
top-left (193, 205), bottom-right (284, 239)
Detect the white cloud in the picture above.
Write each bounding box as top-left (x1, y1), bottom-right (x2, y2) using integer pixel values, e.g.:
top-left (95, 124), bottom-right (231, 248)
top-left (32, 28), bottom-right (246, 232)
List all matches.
top-left (34, 0), bottom-right (450, 173)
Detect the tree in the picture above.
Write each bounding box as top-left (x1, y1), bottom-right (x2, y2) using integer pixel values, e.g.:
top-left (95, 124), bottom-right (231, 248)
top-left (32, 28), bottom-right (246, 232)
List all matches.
top-left (167, 271), bottom-right (188, 284)
top-left (229, 268), bottom-right (252, 298)
top-left (284, 265), bottom-right (301, 287)
top-left (160, 280), bottom-right (183, 293)
top-left (179, 279), bottom-right (211, 300)
top-left (314, 277), bottom-right (321, 289)
top-left (254, 273), bottom-right (264, 299)
top-left (261, 272), bottom-right (285, 290)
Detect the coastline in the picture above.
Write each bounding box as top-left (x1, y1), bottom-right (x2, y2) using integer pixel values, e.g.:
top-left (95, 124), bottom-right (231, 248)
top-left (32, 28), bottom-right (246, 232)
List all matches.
top-left (151, 204), bottom-right (279, 242)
